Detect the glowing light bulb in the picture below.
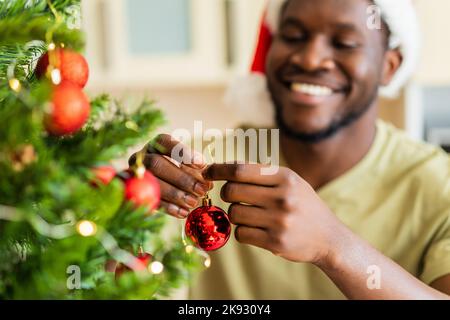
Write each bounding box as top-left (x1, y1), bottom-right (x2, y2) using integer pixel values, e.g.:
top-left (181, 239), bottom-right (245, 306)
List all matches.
top-left (204, 256), bottom-right (211, 268)
top-left (149, 261), bottom-right (164, 274)
top-left (135, 165), bottom-right (146, 179)
top-left (76, 220), bottom-right (97, 237)
top-left (185, 245), bottom-right (194, 254)
top-left (9, 79), bottom-right (21, 92)
top-left (50, 68), bottom-right (61, 85)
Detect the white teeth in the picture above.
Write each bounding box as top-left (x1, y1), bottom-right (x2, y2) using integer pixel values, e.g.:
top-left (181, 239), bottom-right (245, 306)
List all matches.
top-left (291, 83), bottom-right (333, 96)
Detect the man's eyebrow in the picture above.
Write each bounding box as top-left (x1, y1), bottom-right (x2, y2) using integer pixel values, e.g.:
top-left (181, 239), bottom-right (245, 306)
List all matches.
top-left (332, 22), bottom-right (363, 34)
top-left (280, 18), bottom-right (364, 36)
top-left (280, 17), bottom-right (305, 28)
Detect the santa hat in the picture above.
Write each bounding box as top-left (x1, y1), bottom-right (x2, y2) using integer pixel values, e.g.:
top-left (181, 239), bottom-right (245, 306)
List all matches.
top-left (225, 0), bottom-right (421, 127)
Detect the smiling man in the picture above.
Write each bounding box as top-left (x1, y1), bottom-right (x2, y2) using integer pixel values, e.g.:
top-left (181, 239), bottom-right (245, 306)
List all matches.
top-left (131, 0), bottom-right (450, 299)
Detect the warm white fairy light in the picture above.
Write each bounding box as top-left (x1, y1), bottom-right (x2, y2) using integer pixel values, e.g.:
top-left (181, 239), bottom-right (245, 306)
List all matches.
top-left (48, 42), bottom-right (56, 50)
top-left (204, 256), bottom-right (211, 268)
top-left (76, 220), bottom-right (97, 237)
top-left (149, 261), bottom-right (164, 274)
top-left (185, 245), bottom-right (194, 254)
top-left (125, 120), bottom-right (139, 131)
top-left (135, 165), bottom-right (146, 178)
top-left (8, 78), bottom-right (21, 92)
top-left (50, 68), bottom-right (61, 85)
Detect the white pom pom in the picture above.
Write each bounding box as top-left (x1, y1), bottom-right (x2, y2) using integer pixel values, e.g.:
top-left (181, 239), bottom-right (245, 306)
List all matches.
top-left (224, 74), bottom-right (275, 127)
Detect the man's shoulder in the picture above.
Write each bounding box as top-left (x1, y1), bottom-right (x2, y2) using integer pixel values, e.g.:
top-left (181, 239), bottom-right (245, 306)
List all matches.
top-left (378, 120), bottom-right (449, 172)
top-left (378, 120), bottom-right (450, 211)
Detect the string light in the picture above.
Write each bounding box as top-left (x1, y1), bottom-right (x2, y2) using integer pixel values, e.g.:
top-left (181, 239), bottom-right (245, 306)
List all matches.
top-left (149, 261), bottom-right (164, 274)
top-left (125, 120), bottom-right (139, 131)
top-left (50, 68), bottom-right (61, 85)
top-left (8, 78), bottom-right (21, 92)
top-left (185, 245), bottom-right (194, 254)
top-left (135, 165), bottom-right (146, 179)
top-left (48, 42), bottom-right (56, 51)
top-left (76, 220), bottom-right (97, 237)
top-left (204, 256), bottom-right (211, 268)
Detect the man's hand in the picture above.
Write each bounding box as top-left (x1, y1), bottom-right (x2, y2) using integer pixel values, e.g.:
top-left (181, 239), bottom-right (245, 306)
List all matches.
top-left (129, 134), bottom-right (213, 219)
top-left (203, 163), bottom-right (344, 265)
top-left (204, 163), bottom-right (450, 299)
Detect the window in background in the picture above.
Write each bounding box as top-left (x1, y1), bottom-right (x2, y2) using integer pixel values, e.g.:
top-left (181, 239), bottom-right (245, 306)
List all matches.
top-left (423, 86), bottom-right (450, 152)
top-left (126, 0), bottom-right (191, 55)
top-left (82, 0), bottom-right (226, 86)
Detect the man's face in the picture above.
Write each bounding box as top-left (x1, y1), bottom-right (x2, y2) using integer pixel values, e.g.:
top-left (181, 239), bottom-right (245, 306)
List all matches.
top-left (266, 0), bottom-right (390, 142)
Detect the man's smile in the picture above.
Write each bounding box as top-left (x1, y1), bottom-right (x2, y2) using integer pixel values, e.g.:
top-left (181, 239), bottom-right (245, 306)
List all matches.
top-left (280, 80), bottom-right (348, 107)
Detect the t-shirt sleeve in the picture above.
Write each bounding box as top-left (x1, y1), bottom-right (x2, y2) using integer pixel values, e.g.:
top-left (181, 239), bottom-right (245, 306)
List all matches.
top-left (420, 208), bottom-right (450, 285)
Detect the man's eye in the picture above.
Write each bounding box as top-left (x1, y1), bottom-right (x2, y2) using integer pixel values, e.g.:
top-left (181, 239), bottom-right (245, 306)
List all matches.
top-left (281, 33), bottom-right (305, 43)
top-left (333, 39), bottom-right (360, 49)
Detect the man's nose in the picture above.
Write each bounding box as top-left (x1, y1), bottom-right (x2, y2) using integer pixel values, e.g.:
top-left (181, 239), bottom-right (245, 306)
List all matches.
top-left (289, 36), bottom-right (335, 72)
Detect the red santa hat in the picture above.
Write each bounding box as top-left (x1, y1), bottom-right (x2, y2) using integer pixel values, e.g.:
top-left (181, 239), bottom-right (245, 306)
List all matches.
top-left (225, 0), bottom-right (420, 127)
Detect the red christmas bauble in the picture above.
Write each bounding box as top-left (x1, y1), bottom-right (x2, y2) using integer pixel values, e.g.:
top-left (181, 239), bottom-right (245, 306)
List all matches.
top-left (185, 204), bottom-right (231, 251)
top-left (114, 251), bottom-right (153, 278)
top-left (44, 81), bottom-right (91, 136)
top-left (36, 49), bottom-right (89, 88)
top-left (124, 170), bottom-right (161, 213)
top-left (91, 165), bottom-right (116, 186)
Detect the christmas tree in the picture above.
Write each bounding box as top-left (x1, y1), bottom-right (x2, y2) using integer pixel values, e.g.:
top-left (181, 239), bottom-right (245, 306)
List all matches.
top-left (0, 0), bottom-right (205, 299)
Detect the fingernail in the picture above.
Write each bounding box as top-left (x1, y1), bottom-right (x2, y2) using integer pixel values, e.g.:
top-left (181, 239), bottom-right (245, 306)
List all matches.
top-left (194, 183), bottom-right (209, 196)
top-left (178, 208), bottom-right (190, 218)
top-left (167, 204), bottom-right (180, 216)
top-left (185, 195), bottom-right (199, 208)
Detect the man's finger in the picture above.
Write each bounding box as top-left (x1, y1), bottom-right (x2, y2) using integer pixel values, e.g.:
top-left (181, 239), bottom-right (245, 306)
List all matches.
top-left (228, 204), bottom-right (273, 229)
top-left (148, 134), bottom-right (206, 169)
top-left (144, 153), bottom-right (210, 197)
top-left (204, 163), bottom-right (281, 186)
top-left (235, 226), bottom-right (270, 250)
top-left (220, 182), bottom-right (273, 207)
top-left (181, 163), bottom-right (214, 190)
top-left (159, 179), bottom-right (199, 211)
top-left (159, 200), bottom-right (190, 219)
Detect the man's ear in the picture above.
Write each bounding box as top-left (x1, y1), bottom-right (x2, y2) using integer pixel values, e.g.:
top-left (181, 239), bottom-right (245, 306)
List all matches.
top-left (381, 48), bottom-right (403, 86)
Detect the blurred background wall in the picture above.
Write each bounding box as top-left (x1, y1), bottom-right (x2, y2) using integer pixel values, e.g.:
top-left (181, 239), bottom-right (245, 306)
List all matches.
top-left (81, 0), bottom-right (450, 151)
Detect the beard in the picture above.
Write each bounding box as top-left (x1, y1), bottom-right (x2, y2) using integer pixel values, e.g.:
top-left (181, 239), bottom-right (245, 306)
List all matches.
top-left (271, 86), bottom-right (379, 144)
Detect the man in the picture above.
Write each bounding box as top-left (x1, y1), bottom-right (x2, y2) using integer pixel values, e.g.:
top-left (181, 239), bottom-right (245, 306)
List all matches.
top-left (131, 0), bottom-right (450, 299)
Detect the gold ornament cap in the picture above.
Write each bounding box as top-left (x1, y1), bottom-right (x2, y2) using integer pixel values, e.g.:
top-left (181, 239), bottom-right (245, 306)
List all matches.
top-left (202, 194), bottom-right (212, 206)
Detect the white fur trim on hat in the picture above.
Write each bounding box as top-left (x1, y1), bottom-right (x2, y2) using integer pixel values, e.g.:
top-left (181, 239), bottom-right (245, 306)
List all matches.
top-left (225, 0), bottom-right (421, 127)
top-left (224, 73), bottom-right (275, 127)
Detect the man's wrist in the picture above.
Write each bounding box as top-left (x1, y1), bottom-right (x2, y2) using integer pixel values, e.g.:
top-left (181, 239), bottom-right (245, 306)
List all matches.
top-left (314, 221), bottom-right (355, 273)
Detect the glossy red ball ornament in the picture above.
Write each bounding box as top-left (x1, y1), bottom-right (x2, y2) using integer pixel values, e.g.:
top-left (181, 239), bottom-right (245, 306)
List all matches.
top-left (44, 81), bottom-right (91, 136)
top-left (185, 197), bottom-right (231, 251)
top-left (114, 250), bottom-right (153, 278)
top-left (124, 170), bottom-right (161, 213)
top-left (36, 49), bottom-right (89, 88)
top-left (91, 165), bottom-right (116, 186)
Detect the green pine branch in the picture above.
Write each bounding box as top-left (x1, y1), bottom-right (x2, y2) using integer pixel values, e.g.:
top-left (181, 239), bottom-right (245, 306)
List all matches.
top-left (0, 0), bottom-right (203, 300)
top-left (0, 15), bottom-right (85, 49)
top-left (0, 0), bottom-right (81, 20)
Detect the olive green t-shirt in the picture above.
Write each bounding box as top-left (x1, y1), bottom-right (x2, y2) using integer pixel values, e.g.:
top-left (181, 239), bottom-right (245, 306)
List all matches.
top-left (189, 120), bottom-right (450, 299)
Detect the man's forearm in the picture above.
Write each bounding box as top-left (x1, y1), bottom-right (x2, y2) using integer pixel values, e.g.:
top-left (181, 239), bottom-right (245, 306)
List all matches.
top-left (316, 224), bottom-right (449, 300)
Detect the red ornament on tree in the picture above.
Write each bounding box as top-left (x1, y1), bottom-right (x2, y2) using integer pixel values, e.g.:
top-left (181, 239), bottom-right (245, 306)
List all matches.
top-left (36, 49), bottom-right (89, 88)
top-left (124, 169), bottom-right (161, 213)
top-left (91, 165), bottom-right (116, 186)
top-left (114, 247), bottom-right (153, 279)
top-left (44, 81), bottom-right (91, 136)
top-left (185, 195), bottom-right (231, 251)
